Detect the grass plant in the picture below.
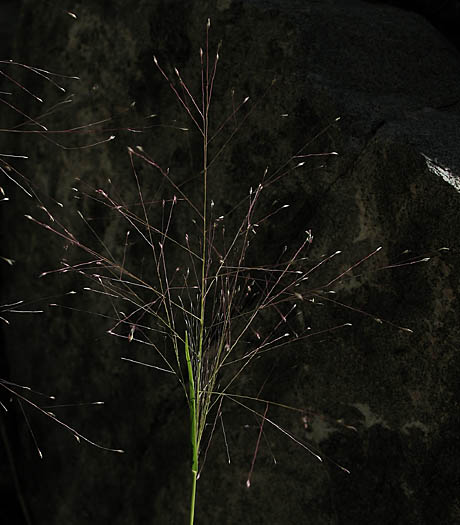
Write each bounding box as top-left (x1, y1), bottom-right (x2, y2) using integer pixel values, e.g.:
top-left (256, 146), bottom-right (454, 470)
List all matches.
top-left (20, 21), bottom-right (344, 522)
top-left (2, 19), bottom-right (436, 524)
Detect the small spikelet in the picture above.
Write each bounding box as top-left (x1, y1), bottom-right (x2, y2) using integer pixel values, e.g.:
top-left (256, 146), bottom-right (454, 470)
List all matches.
top-left (128, 325), bottom-right (135, 343)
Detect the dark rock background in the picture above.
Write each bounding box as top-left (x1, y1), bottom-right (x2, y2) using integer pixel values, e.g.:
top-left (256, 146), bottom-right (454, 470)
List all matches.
top-left (1, 0), bottom-right (459, 524)
top-left (365, 0), bottom-right (460, 50)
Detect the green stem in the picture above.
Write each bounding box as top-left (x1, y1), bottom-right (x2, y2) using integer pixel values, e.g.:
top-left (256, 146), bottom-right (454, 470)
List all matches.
top-left (185, 332), bottom-right (198, 524)
top-left (187, 35), bottom-right (211, 523)
top-left (189, 468), bottom-right (198, 525)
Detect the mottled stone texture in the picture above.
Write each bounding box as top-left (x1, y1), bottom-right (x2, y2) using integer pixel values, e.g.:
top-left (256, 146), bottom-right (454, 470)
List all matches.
top-left (1, 0), bottom-right (459, 523)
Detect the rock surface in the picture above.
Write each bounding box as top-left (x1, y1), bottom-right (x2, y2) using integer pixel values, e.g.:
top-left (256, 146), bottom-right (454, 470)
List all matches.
top-left (1, 0), bottom-right (459, 524)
